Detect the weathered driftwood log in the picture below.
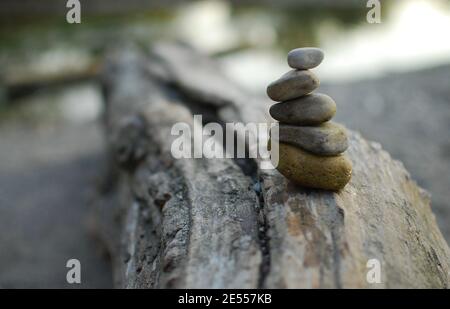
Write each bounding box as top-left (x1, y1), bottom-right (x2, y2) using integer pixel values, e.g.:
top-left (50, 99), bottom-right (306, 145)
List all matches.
top-left (92, 43), bottom-right (450, 288)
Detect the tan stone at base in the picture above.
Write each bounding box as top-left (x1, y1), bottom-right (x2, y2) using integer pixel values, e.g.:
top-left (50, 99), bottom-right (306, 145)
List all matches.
top-left (276, 142), bottom-right (352, 191)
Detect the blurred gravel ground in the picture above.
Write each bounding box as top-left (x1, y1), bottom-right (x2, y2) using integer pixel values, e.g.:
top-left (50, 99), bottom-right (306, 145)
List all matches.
top-left (0, 109), bottom-right (112, 288)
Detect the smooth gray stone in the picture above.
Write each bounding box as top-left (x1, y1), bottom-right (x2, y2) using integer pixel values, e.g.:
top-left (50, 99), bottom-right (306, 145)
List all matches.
top-left (266, 70), bottom-right (319, 102)
top-left (287, 47), bottom-right (324, 70)
top-left (269, 93), bottom-right (336, 125)
top-left (275, 122), bottom-right (349, 156)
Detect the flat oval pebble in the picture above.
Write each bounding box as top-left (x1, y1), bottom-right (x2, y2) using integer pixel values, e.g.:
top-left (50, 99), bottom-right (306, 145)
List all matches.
top-left (287, 47), bottom-right (324, 70)
top-left (269, 93), bottom-right (336, 125)
top-left (266, 70), bottom-right (319, 102)
top-left (275, 122), bottom-right (349, 156)
top-left (276, 142), bottom-right (352, 191)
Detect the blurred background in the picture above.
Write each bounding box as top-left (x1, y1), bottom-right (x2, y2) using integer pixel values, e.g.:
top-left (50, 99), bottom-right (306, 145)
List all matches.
top-left (0, 0), bottom-right (449, 288)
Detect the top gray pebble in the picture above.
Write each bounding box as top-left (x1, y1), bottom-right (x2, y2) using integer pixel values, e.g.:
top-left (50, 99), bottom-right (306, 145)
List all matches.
top-left (287, 47), bottom-right (324, 70)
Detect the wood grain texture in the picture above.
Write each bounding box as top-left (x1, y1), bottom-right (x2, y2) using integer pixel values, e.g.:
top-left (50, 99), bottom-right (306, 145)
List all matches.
top-left (93, 43), bottom-right (450, 288)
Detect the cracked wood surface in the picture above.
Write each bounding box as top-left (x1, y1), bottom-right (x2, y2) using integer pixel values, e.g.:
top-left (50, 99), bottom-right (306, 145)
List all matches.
top-left (93, 43), bottom-right (450, 288)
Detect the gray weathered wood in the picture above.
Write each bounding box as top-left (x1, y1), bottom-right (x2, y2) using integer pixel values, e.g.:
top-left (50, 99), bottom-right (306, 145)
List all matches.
top-left (93, 43), bottom-right (450, 288)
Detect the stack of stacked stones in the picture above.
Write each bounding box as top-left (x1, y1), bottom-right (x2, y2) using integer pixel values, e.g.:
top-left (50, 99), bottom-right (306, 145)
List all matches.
top-left (267, 47), bottom-right (352, 191)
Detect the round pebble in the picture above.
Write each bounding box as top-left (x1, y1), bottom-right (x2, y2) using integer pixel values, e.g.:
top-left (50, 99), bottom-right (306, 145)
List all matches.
top-left (276, 142), bottom-right (352, 191)
top-left (275, 122), bottom-right (349, 156)
top-left (269, 93), bottom-right (336, 125)
top-left (287, 47), bottom-right (324, 70)
top-left (266, 70), bottom-right (319, 102)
